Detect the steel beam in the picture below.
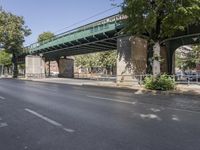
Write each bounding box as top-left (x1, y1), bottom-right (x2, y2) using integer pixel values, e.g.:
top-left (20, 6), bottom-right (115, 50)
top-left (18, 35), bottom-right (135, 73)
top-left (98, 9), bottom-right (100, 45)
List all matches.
top-left (91, 43), bottom-right (116, 49)
top-left (42, 37), bottom-right (119, 55)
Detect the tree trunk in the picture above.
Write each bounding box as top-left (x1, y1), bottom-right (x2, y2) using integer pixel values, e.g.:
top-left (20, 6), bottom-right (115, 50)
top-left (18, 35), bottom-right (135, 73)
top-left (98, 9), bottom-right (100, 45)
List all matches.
top-left (153, 42), bottom-right (161, 76)
top-left (12, 51), bottom-right (18, 78)
top-left (48, 61), bottom-right (51, 77)
top-left (147, 43), bottom-right (154, 74)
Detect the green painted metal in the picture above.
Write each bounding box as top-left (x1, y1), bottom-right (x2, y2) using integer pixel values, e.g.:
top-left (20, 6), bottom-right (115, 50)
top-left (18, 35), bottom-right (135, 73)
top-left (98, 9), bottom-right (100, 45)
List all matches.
top-left (22, 14), bottom-right (125, 57)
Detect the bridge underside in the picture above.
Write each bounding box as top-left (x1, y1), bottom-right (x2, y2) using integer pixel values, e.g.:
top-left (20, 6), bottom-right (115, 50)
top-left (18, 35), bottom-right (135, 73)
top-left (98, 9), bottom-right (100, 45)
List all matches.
top-left (17, 32), bottom-right (121, 63)
top-left (43, 36), bottom-right (118, 61)
top-left (28, 30), bottom-right (121, 61)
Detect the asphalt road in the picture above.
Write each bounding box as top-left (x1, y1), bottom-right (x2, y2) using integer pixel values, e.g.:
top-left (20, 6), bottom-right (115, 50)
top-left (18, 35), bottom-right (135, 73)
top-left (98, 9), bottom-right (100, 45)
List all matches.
top-left (0, 78), bottom-right (200, 150)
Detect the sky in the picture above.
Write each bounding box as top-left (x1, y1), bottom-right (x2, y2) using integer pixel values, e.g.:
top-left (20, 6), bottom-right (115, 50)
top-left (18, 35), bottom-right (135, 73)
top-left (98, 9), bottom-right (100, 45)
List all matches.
top-left (0, 0), bottom-right (123, 46)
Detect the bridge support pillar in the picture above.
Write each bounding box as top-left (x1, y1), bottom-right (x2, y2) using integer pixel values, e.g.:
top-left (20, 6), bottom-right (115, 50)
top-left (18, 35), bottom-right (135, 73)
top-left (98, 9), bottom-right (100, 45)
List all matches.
top-left (25, 55), bottom-right (45, 79)
top-left (58, 57), bottom-right (74, 78)
top-left (117, 36), bottom-right (147, 86)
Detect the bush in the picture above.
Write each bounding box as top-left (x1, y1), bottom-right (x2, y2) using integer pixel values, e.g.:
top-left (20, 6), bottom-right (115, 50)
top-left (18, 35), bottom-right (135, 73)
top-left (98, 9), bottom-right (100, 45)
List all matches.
top-left (144, 74), bottom-right (175, 91)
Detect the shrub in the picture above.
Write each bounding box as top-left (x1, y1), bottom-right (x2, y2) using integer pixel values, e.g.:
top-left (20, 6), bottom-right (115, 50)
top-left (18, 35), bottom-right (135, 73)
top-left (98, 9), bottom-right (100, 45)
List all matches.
top-left (144, 74), bottom-right (175, 91)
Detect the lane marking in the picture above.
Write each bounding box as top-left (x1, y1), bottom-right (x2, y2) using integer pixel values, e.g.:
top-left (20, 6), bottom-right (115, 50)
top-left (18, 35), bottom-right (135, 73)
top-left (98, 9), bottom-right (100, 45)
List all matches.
top-left (164, 107), bottom-right (200, 114)
top-left (0, 96), bottom-right (5, 100)
top-left (87, 95), bottom-right (135, 105)
top-left (87, 95), bottom-right (200, 114)
top-left (63, 128), bottom-right (75, 133)
top-left (25, 108), bottom-right (74, 133)
top-left (0, 122), bottom-right (8, 128)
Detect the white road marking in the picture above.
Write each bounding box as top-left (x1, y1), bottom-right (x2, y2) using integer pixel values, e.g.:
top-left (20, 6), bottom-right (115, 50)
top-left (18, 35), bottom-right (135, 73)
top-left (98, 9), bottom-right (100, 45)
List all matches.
top-left (0, 96), bottom-right (5, 100)
top-left (0, 122), bottom-right (8, 128)
top-left (140, 114), bottom-right (161, 121)
top-left (87, 95), bottom-right (135, 104)
top-left (87, 95), bottom-right (200, 114)
top-left (25, 108), bottom-right (74, 133)
top-left (63, 128), bottom-right (75, 133)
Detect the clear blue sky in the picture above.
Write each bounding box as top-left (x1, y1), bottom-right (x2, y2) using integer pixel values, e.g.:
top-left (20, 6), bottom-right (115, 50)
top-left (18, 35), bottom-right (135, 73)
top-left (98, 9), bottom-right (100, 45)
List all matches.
top-left (0, 0), bottom-right (123, 46)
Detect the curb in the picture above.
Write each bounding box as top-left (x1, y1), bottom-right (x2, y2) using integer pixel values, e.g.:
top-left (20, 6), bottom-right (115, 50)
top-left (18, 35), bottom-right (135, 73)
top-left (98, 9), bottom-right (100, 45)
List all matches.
top-left (83, 83), bottom-right (200, 96)
top-left (16, 78), bottom-right (200, 96)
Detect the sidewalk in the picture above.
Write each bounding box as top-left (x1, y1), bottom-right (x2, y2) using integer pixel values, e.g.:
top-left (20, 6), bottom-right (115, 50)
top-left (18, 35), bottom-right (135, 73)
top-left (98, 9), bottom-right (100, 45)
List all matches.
top-left (32, 78), bottom-right (117, 86)
top-left (175, 84), bottom-right (200, 96)
top-left (21, 77), bottom-right (200, 96)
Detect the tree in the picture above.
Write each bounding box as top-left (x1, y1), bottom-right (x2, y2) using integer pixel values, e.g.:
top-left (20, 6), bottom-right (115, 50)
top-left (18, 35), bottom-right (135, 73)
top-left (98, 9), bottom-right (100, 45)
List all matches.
top-left (193, 45), bottom-right (200, 65)
top-left (176, 45), bottom-right (200, 70)
top-left (75, 50), bottom-right (117, 74)
top-left (96, 51), bottom-right (117, 68)
top-left (0, 50), bottom-right (12, 66)
top-left (75, 53), bottom-right (99, 68)
top-left (37, 32), bottom-right (54, 44)
top-left (122, 0), bottom-right (200, 74)
top-left (0, 50), bottom-right (12, 73)
top-left (96, 51), bottom-right (117, 74)
top-left (0, 9), bottom-right (31, 78)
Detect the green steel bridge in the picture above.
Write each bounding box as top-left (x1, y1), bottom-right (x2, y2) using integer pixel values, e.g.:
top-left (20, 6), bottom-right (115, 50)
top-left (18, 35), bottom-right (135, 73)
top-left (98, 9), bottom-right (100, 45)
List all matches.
top-left (19, 14), bottom-right (126, 61)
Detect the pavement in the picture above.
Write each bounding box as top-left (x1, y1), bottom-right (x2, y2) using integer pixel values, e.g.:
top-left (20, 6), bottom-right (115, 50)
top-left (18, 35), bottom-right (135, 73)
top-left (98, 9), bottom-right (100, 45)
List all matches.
top-left (0, 78), bottom-right (200, 150)
top-left (23, 77), bottom-right (200, 96)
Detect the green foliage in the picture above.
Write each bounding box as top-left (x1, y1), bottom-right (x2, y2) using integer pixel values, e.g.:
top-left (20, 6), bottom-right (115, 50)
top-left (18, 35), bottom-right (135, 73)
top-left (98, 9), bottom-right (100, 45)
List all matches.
top-left (96, 51), bottom-right (117, 68)
top-left (75, 54), bottom-right (97, 68)
top-left (37, 32), bottom-right (54, 44)
top-left (144, 74), bottom-right (175, 91)
top-left (0, 8), bottom-right (31, 77)
top-left (122, 0), bottom-right (200, 41)
top-left (75, 50), bottom-right (117, 68)
top-left (0, 50), bottom-right (12, 66)
top-left (19, 64), bottom-right (25, 69)
top-left (0, 9), bottom-right (31, 52)
top-left (192, 45), bottom-right (200, 64)
top-left (176, 45), bottom-right (200, 70)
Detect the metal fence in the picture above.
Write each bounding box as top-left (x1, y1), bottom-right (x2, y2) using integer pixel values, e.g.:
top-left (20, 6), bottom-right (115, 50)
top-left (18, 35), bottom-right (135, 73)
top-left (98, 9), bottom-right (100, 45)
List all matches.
top-left (124, 74), bottom-right (200, 85)
top-left (74, 73), bottom-right (116, 81)
top-left (174, 74), bottom-right (200, 85)
top-left (74, 73), bottom-right (200, 85)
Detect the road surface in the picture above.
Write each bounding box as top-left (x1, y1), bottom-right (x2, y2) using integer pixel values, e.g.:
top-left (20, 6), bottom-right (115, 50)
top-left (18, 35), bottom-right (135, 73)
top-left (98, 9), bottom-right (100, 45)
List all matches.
top-left (0, 78), bottom-right (200, 150)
